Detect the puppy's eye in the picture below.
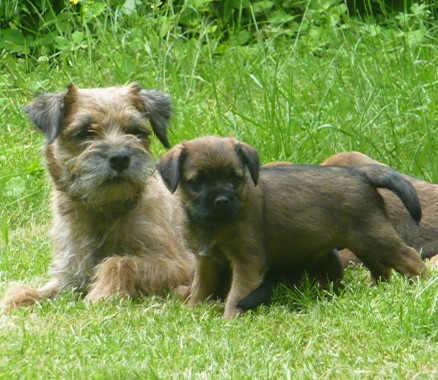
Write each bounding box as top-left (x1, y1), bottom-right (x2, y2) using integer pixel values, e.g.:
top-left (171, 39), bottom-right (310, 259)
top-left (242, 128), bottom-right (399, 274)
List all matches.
top-left (126, 127), bottom-right (150, 139)
top-left (185, 177), bottom-right (202, 191)
top-left (230, 175), bottom-right (244, 187)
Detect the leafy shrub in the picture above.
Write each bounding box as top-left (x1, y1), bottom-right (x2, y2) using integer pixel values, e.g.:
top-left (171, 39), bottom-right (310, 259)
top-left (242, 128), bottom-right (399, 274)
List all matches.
top-left (0, 0), bottom-right (436, 59)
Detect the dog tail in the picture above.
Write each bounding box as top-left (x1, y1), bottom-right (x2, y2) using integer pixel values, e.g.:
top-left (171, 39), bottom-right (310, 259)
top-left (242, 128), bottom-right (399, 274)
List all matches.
top-left (358, 164), bottom-right (422, 224)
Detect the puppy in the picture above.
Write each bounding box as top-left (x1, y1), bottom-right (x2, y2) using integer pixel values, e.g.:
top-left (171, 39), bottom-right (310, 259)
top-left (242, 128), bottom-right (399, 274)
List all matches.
top-left (322, 152), bottom-right (438, 270)
top-left (158, 136), bottom-right (427, 318)
top-left (1, 83), bottom-right (194, 313)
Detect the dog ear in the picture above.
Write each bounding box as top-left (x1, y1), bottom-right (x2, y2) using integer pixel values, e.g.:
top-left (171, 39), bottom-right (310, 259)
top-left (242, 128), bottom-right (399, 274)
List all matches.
top-left (236, 142), bottom-right (260, 186)
top-left (157, 147), bottom-right (186, 193)
top-left (137, 87), bottom-right (172, 149)
top-left (24, 87), bottom-right (72, 144)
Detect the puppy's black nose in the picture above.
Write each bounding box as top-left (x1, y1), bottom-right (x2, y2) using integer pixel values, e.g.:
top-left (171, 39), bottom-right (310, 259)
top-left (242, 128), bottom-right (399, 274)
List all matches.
top-left (214, 195), bottom-right (230, 206)
top-left (108, 153), bottom-right (130, 172)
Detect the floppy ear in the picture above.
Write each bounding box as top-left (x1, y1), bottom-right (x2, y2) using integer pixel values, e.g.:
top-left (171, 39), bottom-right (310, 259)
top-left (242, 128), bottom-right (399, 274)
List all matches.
top-left (157, 147), bottom-right (186, 193)
top-left (137, 87), bottom-right (172, 148)
top-left (24, 87), bottom-right (72, 144)
top-left (236, 142), bottom-right (260, 186)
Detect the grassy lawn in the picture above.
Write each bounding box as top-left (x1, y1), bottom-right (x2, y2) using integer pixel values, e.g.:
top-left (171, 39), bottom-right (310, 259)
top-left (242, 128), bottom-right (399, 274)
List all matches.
top-left (1, 2), bottom-right (437, 379)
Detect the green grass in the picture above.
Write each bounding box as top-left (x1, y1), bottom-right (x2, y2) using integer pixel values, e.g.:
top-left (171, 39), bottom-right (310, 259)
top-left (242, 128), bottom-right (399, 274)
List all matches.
top-left (1, 2), bottom-right (438, 379)
top-left (1, 273), bottom-right (437, 379)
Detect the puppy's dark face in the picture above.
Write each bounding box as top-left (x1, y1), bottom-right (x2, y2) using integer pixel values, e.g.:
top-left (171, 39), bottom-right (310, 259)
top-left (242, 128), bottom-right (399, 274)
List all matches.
top-left (25, 83), bottom-right (172, 206)
top-left (157, 136), bottom-right (260, 226)
top-left (183, 161), bottom-right (245, 225)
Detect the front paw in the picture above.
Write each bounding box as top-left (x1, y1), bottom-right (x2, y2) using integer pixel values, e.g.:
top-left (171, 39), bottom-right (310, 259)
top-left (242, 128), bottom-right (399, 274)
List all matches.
top-left (84, 287), bottom-right (128, 304)
top-left (224, 304), bottom-right (243, 319)
top-left (84, 289), bottom-right (106, 304)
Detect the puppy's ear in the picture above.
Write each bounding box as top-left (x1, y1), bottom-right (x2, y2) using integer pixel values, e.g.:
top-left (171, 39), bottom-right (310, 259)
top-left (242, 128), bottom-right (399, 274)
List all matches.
top-left (157, 147), bottom-right (186, 193)
top-left (236, 142), bottom-right (260, 186)
top-left (24, 85), bottom-right (75, 144)
top-left (136, 86), bottom-right (172, 148)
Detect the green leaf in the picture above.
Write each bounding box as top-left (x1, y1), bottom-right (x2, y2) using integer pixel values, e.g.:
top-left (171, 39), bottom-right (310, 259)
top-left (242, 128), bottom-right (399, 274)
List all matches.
top-left (0, 29), bottom-right (25, 46)
top-left (82, 2), bottom-right (107, 23)
top-left (35, 33), bottom-right (55, 48)
top-left (72, 31), bottom-right (84, 45)
top-left (252, 1), bottom-right (274, 14)
top-left (237, 30), bottom-right (251, 45)
top-left (189, 0), bottom-right (213, 8)
top-left (0, 28), bottom-right (34, 53)
top-left (267, 10), bottom-right (296, 24)
top-left (55, 36), bottom-right (71, 51)
top-left (407, 29), bottom-right (425, 47)
top-left (5, 177), bottom-right (26, 197)
top-left (122, 0), bottom-right (137, 16)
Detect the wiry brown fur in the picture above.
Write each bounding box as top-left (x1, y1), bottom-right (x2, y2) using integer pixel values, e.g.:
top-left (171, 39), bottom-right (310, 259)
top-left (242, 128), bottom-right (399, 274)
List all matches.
top-left (158, 137), bottom-right (427, 319)
top-left (1, 83), bottom-right (193, 313)
top-left (322, 151), bottom-right (438, 270)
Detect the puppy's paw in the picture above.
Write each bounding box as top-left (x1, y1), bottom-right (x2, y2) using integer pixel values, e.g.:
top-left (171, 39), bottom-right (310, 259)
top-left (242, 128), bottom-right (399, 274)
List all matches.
top-left (224, 305), bottom-right (242, 319)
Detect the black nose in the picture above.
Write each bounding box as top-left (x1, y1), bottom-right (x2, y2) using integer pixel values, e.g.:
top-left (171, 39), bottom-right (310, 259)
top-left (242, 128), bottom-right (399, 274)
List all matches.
top-left (214, 195), bottom-right (230, 206)
top-left (108, 153), bottom-right (130, 172)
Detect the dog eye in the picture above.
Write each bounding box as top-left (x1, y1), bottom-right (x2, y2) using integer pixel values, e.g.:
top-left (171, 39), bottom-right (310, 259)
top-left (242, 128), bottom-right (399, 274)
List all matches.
top-left (186, 177), bottom-right (202, 191)
top-left (230, 175), bottom-right (244, 186)
top-left (126, 127), bottom-right (150, 138)
top-left (74, 128), bottom-right (94, 140)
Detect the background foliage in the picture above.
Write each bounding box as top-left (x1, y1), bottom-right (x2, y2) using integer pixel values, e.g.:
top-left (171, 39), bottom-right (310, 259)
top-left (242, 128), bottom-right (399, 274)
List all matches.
top-left (1, 0), bottom-right (437, 56)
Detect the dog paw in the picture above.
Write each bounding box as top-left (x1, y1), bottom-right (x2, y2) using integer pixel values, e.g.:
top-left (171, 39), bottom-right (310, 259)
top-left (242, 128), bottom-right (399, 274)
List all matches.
top-left (83, 292), bottom-right (102, 305)
top-left (84, 290), bottom-right (115, 305)
top-left (0, 283), bottom-right (41, 313)
top-left (224, 305), bottom-right (242, 319)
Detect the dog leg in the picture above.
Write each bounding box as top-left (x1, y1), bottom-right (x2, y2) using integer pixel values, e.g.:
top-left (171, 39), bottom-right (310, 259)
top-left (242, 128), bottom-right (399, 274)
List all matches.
top-left (338, 248), bottom-right (362, 269)
top-left (308, 249), bottom-right (344, 289)
top-left (350, 226), bottom-right (427, 282)
top-left (356, 257), bottom-right (393, 282)
top-left (236, 278), bottom-right (272, 311)
top-left (187, 256), bottom-right (223, 307)
top-left (85, 257), bottom-right (136, 303)
top-left (389, 245), bottom-right (428, 278)
top-left (224, 256), bottom-right (265, 319)
top-left (85, 255), bottom-right (192, 303)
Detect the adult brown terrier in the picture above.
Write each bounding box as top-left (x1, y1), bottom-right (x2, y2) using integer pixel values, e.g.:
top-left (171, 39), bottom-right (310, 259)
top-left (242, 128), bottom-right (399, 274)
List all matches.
top-left (1, 83), bottom-right (194, 313)
top-left (157, 136), bottom-right (427, 319)
top-left (322, 151), bottom-right (438, 270)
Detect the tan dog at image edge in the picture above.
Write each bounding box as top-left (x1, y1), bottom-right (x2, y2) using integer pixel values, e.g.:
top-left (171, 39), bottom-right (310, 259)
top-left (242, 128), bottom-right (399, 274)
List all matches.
top-left (321, 151), bottom-right (438, 270)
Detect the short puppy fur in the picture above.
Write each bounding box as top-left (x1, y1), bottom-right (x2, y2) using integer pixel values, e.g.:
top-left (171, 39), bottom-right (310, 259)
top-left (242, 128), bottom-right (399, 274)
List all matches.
top-left (1, 83), bottom-right (194, 313)
top-left (158, 136), bottom-right (427, 318)
top-left (322, 151), bottom-right (438, 270)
